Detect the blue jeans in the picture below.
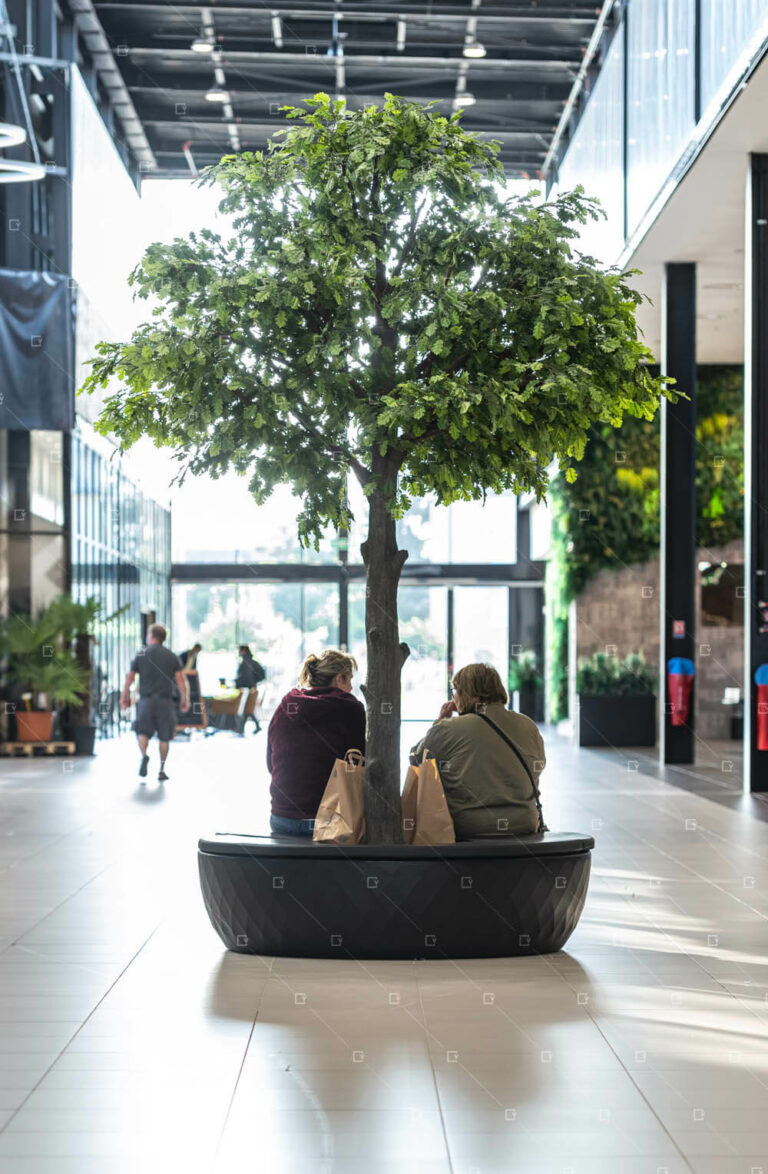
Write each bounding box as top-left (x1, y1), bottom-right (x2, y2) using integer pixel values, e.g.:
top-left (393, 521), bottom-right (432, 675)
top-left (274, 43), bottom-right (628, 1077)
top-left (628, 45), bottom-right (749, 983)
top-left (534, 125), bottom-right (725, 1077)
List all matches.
top-left (270, 814), bottom-right (315, 837)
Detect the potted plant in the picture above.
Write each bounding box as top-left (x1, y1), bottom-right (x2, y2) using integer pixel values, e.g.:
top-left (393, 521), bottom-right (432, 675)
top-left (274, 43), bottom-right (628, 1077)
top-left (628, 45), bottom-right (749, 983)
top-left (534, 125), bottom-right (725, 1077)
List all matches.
top-left (44, 596), bottom-right (126, 755)
top-left (0, 609), bottom-right (89, 743)
top-left (508, 650), bottom-right (544, 723)
top-left (82, 94), bottom-right (670, 841)
top-left (576, 651), bottom-right (657, 747)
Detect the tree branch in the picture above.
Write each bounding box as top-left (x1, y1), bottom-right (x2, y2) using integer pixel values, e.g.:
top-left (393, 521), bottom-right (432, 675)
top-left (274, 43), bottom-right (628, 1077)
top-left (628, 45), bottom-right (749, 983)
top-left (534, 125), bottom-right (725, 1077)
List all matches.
top-left (389, 195), bottom-right (428, 282)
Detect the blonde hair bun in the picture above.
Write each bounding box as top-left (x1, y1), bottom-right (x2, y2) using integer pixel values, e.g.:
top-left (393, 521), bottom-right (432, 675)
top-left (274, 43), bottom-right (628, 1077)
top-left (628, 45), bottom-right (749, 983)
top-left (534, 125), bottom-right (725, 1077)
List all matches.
top-left (299, 649), bottom-right (358, 688)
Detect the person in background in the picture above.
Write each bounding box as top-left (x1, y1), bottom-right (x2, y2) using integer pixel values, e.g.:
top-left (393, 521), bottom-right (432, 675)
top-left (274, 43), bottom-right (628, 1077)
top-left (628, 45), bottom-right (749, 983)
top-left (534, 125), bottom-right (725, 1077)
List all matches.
top-left (409, 662), bottom-right (545, 839)
top-left (121, 624), bottom-right (189, 784)
top-left (178, 642), bottom-right (202, 673)
top-left (267, 650), bottom-right (366, 836)
top-left (235, 644), bottom-right (267, 732)
top-left (175, 641), bottom-right (203, 728)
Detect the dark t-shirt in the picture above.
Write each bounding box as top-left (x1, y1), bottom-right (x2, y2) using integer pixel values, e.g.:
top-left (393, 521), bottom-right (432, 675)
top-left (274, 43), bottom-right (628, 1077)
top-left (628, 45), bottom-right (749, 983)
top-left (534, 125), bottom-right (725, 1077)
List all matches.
top-left (130, 644), bottom-right (183, 699)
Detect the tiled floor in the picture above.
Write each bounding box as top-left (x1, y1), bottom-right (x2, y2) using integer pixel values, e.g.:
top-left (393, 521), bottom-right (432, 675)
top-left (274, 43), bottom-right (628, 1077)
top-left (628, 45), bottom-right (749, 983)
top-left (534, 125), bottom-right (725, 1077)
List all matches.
top-left (0, 729), bottom-right (767, 1173)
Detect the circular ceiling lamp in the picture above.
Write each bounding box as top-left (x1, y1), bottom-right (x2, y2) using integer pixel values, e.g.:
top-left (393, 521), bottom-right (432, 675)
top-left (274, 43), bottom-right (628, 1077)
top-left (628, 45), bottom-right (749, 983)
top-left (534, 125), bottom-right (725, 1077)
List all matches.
top-left (454, 92), bottom-right (476, 107)
top-left (463, 41), bottom-right (486, 58)
top-left (0, 122), bottom-right (28, 149)
top-left (204, 86), bottom-right (228, 103)
top-left (0, 158), bottom-right (46, 183)
top-left (191, 35), bottom-right (215, 53)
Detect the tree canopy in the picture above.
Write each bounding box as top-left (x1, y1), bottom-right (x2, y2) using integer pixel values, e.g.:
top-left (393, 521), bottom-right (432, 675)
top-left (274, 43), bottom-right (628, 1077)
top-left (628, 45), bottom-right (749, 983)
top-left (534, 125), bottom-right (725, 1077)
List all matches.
top-left (82, 93), bottom-right (666, 547)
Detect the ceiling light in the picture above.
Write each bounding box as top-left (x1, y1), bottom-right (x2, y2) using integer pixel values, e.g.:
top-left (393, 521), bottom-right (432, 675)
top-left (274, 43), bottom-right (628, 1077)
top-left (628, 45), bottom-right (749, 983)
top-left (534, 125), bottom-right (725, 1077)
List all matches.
top-left (396, 19), bottom-right (406, 51)
top-left (463, 41), bottom-right (486, 58)
top-left (191, 36), bottom-right (215, 53)
top-left (0, 159), bottom-right (46, 183)
top-left (454, 92), bottom-right (476, 107)
top-left (204, 86), bottom-right (228, 102)
top-left (0, 122), bottom-right (27, 149)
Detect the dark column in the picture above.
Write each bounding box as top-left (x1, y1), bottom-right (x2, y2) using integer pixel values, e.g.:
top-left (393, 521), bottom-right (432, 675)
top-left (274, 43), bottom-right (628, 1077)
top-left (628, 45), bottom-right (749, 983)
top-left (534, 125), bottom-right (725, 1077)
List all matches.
top-left (509, 504), bottom-right (545, 716)
top-left (446, 587), bottom-right (454, 701)
top-left (659, 263), bottom-right (697, 765)
top-left (5, 431), bottom-right (32, 614)
top-left (745, 154), bottom-right (768, 792)
top-left (338, 571), bottom-right (349, 651)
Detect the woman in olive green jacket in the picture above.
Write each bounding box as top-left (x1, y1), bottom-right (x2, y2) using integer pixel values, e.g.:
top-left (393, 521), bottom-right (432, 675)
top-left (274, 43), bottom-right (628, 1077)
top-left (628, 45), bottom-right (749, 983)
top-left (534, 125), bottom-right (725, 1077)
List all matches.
top-left (409, 663), bottom-right (545, 839)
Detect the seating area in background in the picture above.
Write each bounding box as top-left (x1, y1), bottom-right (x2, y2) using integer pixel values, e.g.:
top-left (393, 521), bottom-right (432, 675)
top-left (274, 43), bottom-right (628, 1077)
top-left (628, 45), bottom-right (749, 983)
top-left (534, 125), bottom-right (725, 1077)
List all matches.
top-left (203, 686), bottom-right (267, 737)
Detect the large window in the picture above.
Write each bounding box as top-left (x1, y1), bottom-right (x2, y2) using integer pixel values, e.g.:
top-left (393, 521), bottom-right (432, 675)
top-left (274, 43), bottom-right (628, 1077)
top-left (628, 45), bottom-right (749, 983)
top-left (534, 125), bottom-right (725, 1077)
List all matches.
top-left (172, 581), bottom-right (339, 707)
top-left (558, 26), bottom-right (626, 266)
top-left (71, 428), bottom-right (172, 728)
top-left (453, 587), bottom-right (509, 690)
top-left (627, 0), bottom-right (696, 234)
top-left (700, 0), bottom-right (768, 115)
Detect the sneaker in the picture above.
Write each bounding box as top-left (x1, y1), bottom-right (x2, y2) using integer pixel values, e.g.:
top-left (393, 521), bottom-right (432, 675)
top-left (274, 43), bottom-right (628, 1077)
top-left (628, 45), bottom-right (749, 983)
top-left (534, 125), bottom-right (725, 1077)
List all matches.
top-left (158, 769), bottom-right (168, 783)
top-left (139, 754), bottom-right (149, 779)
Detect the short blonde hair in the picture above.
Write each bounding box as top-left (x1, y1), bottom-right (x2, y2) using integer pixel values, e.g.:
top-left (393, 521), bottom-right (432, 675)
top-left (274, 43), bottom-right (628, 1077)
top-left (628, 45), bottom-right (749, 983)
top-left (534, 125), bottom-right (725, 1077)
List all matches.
top-left (299, 649), bottom-right (358, 689)
top-left (452, 663), bottom-right (507, 714)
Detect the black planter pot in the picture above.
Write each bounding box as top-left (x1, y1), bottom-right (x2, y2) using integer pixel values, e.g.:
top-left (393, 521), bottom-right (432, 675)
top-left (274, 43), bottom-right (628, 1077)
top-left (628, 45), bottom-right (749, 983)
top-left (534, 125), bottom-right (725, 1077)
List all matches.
top-left (515, 688), bottom-right (544, 724)
top-left (578, 693), bottom-right (656, 748)
top-left (73, 725), bottom-right (97, 756)
top-left (198, 832), bottom-right (594, 960)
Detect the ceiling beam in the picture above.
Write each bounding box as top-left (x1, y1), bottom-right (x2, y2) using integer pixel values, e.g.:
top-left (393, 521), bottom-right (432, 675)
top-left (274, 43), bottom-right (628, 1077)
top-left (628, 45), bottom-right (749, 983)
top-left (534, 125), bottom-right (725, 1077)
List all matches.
top-left (94, 2), bottom-right (599, 22)
top-left (124, 47), bottom-right (577, 72)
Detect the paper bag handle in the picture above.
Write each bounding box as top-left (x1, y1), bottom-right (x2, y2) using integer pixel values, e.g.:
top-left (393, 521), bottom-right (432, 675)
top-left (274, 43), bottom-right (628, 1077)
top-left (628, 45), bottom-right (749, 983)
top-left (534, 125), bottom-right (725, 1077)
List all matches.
top-left (344, 748), bottom-right (364, 767)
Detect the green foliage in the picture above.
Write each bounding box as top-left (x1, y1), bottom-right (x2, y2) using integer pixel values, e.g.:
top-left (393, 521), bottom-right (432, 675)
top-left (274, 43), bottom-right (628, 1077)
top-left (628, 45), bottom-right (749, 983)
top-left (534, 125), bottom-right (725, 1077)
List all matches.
top-left (0, 606), bottom-right (90, 708)
top-left (508, 649), bottom-right (542, 692)
top-left (81, 93), bottom-right (667, 546)
top-left (545, 554), bottom-right (569, 723)
top-left (576, 651), bottom-right (656, 696)
top-left (545, 365), bottom-right (743, 718)
top-left (44, 595), bottom-right (127, 643)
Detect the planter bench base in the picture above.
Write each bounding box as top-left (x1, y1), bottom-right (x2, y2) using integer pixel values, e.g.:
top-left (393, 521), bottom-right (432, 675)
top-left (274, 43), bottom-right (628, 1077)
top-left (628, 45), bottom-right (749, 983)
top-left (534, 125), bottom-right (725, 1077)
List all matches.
top-left (198, 833), bottom-right (593, 960)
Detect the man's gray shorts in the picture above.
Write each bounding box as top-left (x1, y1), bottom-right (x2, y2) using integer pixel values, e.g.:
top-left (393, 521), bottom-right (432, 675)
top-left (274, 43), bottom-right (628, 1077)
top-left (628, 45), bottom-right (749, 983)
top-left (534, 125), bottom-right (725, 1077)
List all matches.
top-left (135, 696), bottom-right (177, 742)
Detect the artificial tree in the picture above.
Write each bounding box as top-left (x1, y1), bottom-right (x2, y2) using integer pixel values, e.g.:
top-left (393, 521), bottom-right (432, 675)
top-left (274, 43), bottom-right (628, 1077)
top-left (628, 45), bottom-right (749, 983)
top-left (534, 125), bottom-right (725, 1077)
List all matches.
top-left (81, 94), bottom-right (668, 842)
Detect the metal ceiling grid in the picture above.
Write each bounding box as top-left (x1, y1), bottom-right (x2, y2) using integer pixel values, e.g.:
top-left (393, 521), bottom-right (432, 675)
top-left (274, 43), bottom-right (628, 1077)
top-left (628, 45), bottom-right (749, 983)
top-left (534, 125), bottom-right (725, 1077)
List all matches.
top-left (80, 1), bottom-right (605, 176)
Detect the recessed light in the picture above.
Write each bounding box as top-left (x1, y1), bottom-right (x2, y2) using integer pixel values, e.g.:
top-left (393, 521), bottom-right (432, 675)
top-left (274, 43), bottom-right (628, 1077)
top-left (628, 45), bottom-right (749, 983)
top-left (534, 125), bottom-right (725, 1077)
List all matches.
top-left (454, 92), bottom-right (476, 107)
top-left (0, 122), bottom-right (27, 148)
top-left (191, 36), bottom-right (215, 53)
top-left (463, 42), bottom-right (486, 58)
top-left (204, 87), bottom-right (228, 102)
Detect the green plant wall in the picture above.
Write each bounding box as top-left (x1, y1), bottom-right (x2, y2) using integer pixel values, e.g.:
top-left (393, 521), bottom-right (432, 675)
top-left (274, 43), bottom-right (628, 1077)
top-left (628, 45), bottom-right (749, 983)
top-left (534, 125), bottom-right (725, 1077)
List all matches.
top-left (546, 365), bottom-right (743, 721)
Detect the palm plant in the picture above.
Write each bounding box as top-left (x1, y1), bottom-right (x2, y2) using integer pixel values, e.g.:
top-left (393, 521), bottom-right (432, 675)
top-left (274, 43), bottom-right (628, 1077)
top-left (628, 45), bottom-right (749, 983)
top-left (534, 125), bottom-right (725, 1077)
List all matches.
top-left (0, 611), bottom-right (89, 710)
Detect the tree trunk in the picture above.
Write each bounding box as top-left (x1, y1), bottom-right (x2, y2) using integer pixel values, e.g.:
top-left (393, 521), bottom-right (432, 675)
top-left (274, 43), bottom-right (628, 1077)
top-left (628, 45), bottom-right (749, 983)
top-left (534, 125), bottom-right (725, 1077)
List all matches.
top-left (360, 458), bottom-right (409, 844)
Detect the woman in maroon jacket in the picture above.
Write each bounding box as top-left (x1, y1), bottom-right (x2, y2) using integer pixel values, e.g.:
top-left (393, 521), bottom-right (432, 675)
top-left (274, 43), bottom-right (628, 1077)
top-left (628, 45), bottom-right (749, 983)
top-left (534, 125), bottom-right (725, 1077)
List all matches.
top-left (267, 649), bottom-right (366, 836)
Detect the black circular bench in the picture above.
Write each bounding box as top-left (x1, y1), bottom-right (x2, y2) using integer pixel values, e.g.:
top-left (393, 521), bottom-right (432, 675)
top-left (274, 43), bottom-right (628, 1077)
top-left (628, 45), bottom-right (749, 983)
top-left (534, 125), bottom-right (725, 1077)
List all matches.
top-left (198, 831), bottom-right (594, 960)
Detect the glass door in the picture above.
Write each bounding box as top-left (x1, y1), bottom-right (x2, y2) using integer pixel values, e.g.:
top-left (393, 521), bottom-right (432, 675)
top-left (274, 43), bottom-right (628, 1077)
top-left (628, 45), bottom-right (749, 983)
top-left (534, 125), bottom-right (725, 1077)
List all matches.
top-left (453, 586), bottom-right (510, 693)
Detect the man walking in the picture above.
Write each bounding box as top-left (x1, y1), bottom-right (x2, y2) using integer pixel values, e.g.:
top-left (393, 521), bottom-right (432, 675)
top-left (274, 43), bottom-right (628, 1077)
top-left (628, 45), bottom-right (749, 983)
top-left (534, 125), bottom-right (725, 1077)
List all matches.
top-left (121, 624), bottom-right (189, 783)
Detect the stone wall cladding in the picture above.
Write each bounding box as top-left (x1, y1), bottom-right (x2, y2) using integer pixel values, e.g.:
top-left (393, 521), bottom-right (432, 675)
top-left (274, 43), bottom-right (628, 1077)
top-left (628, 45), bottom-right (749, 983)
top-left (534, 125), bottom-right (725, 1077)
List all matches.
top-left (573, 541), bottom-right (743, 744)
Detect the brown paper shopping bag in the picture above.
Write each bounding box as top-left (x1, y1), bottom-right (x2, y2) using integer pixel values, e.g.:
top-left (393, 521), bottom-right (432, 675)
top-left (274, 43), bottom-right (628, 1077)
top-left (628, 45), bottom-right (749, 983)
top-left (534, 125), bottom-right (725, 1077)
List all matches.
top-left (313, 749), bottom-right (366, 845)
top-left (401, 764), bottom-right (419, 844)
top-left (401, 754), bottom-right (456, 846)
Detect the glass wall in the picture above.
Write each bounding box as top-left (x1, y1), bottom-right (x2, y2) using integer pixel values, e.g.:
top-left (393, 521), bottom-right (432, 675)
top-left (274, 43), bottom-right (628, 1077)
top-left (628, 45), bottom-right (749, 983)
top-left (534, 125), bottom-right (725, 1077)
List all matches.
top-left (348, 584), bottom-right (448, 723)
top-left (345, 479), bottom-right (517, 566)
top-left (71, 429), bottom-right (172, 731)
top-left (558, 27), bottom-right (626, 266)
top-left (556, 0), bottom-right (768, 258)
top-left (454, 587), bottom-right (509, 690)
top-left (700, 0), bottom-right (768, 114)
top-left (172, 581), bottom-right (339, 707)
top-left (627, 0), bottom-right (696, 234)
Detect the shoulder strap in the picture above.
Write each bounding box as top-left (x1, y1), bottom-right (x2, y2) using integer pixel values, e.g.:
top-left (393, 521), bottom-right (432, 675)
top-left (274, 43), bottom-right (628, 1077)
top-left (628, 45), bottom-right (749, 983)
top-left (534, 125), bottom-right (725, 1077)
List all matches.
top-left (474, 712), bottom-right (547, 833)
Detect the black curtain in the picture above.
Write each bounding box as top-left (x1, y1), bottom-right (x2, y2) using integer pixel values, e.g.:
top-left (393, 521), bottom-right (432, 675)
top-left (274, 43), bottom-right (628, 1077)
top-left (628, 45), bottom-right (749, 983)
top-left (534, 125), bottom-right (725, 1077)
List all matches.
top-left (0, 268), bottom-right (74, 430)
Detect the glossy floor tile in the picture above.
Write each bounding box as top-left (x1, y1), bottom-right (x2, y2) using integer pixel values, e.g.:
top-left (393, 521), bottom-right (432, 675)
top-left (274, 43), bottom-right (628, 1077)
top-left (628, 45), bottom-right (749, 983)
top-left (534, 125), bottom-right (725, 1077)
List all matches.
top-left (0, 730), bottom-right (767, 1173)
